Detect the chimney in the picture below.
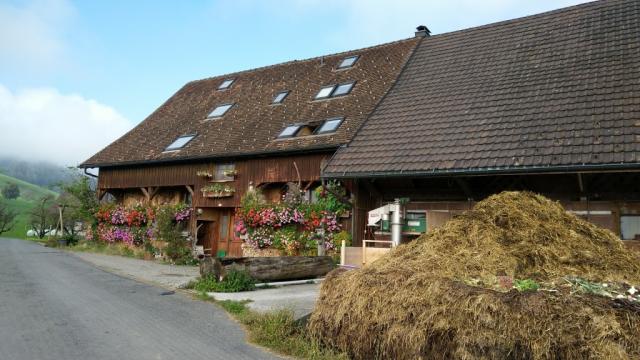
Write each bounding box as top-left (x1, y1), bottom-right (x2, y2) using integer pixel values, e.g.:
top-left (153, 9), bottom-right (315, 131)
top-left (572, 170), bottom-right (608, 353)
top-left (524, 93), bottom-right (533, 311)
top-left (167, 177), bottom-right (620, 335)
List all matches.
top-left (415, 25), bottom-right (431, 37)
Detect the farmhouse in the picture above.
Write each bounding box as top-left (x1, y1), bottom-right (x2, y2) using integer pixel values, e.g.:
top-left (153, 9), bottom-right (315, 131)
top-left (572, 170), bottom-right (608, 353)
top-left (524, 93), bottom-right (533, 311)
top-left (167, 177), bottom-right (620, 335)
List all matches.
top-left (79, 36), bottom-right (420, 256)
top-left (323, 0), bottom-right (640, 252)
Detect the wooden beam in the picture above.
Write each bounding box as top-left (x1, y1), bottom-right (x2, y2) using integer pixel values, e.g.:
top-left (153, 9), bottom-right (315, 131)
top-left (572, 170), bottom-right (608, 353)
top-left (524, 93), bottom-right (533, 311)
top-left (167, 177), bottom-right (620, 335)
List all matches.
top-left (140, 187), bottom-right (150, 201)
top-left (148, 186), bottom-right (159, 200)
top-left (577, 173), bottom-right (588, 197)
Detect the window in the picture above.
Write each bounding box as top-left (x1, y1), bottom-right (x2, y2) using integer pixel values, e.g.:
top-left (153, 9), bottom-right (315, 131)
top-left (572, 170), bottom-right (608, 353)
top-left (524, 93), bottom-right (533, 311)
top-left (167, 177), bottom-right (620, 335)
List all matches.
top-left (165, 134), bottom-right (195, 151)
top-left (215, 163), bottom-right (235, 181)
top-left (277, 125), bottom-right (301, 138)
top-left (338, 55), bottom-right (359, 69)
top-left (314, 81), bottom-right (355, 100)
top-left (315, 117), bottom-right (344, 134)
top-left (332, 81), bottom-right (355, 97)
top-left (272, 90), bottom-right (289, 104)
top-left (218, 79), bottom-right (235, 90)
top-left (314, 85), bottom-right (335, 100)
top-left (207, 103), bottom-right (234, 118)
top-left (621, 215), bottom-right (640, 240)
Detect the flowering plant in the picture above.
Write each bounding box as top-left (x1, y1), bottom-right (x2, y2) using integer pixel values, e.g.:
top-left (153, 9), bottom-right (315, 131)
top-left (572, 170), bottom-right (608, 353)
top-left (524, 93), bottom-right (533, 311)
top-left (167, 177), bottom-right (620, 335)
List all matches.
top-left (174, 205), bottom-right (192, 222)
top-left (92, 203), bottom-right (190, 249)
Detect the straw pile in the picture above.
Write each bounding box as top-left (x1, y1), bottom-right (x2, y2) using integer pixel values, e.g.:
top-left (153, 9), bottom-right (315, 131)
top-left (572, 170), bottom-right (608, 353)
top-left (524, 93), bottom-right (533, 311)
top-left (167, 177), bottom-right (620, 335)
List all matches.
top-left (309, 192), bottom-right (640, 359)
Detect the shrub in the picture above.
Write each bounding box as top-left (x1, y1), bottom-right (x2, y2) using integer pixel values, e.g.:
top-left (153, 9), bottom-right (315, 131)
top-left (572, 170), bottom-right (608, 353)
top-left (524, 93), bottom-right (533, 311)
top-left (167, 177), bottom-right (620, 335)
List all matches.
top-left (193, 270), bottom-right (256, 293)
top-left (1, 183), bottom-right (20, 200)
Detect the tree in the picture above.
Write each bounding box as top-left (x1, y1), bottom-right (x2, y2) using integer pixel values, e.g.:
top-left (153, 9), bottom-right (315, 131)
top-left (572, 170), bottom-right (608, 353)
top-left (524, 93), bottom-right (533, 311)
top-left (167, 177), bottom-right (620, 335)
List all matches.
top-left (30, 195), bottom-right (55, 239)
top-left (2, 183), bottom-right (20, 200)
top-left (0, 203), bottom-right (16, 235)
top-left (61, 175), bottom-right (98, 222)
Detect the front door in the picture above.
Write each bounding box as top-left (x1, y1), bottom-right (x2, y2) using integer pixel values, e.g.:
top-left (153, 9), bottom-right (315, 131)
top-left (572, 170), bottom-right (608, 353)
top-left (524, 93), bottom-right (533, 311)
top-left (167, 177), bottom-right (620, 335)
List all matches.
top-left (215, 209), bottom-right (240, 257)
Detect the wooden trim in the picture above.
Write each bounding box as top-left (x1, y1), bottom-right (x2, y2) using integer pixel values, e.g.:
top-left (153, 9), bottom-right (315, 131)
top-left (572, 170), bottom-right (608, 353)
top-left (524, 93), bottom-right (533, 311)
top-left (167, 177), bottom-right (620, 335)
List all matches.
top-left (140, 187), bottom-right (150, 201)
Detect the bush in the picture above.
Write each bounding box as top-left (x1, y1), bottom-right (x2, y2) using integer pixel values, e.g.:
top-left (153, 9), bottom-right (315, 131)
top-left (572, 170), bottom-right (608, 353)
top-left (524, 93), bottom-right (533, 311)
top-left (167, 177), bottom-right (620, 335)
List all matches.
top-left (1, 183), bottom-right (20, 200)
top-left (193, 270), bottom-right (256, 293)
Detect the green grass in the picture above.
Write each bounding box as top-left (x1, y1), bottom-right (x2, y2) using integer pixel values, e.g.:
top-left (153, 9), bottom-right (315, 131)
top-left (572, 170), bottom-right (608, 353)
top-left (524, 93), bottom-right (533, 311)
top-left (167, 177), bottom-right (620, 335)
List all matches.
top-left (188, 271), bottom-right (256, 293)
top-left (205, 297), bottom-right (347, 360)
top-left (67, 242), bottom-right (147, 259)
top-left (0, 173), bottom-right (58, 239)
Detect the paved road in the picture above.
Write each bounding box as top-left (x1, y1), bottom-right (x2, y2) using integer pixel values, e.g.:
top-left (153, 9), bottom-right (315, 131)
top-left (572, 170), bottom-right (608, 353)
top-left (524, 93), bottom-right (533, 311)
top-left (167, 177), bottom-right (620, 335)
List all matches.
top-left (0, 238), bottom-right (279, 360)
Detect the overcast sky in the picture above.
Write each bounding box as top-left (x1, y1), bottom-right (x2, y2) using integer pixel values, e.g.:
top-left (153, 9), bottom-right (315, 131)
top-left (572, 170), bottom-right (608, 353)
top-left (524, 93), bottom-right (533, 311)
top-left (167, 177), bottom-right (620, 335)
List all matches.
top-left (0, 0), bottom-right (592, 167)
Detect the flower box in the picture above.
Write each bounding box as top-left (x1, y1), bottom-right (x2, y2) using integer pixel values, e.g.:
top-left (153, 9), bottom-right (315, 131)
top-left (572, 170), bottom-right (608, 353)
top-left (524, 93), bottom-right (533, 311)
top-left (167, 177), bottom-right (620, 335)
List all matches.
top-left (203, 191), bottom-right (234, 198)
top-left (196, 170), bottom-right (214, 178)
top-left (223, 169), bottom-right (238, 177)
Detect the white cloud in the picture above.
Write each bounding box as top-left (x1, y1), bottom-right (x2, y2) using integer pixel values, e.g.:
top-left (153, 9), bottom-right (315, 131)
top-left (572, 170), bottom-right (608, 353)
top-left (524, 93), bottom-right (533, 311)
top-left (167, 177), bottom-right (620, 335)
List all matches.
top-left (0, 0), bottom-right (74, 71)
top-left (0, 85), bottom-right (132, 167)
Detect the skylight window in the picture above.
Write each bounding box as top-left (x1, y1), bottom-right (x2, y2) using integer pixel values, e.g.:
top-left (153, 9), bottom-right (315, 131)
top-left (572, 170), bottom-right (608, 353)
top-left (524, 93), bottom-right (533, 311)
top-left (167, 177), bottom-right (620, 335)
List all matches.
top-left (165, 134), bottom-right (196, 151)
top-left (314, 85), bottom-right (335, 100)
top-left (332, 82), bottom-right (355, 97)
top-left (218, 79), bottom-right (235, 90)
top-left (316, 117), bottom-right (344, 134)
top-left (338, 55), bottom-right (359, 69)
top-left (207, 103), bottom-right (234, 118)
top-left (272, 91), bottom-right (289, 104)
top-left (277, 125), bottom-right (301, 138)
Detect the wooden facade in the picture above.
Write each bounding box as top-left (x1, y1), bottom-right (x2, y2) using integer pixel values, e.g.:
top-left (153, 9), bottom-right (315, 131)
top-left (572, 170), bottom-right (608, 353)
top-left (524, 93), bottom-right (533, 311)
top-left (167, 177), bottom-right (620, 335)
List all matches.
top-left (98, 152), bottom-right (332, 257)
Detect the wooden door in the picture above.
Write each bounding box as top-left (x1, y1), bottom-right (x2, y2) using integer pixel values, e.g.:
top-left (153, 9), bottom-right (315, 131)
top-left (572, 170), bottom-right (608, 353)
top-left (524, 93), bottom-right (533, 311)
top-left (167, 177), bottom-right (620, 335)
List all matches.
top-left (214, 209), bottom-right (239, 257)
top-left (197, 220), bottom-right (217, 255)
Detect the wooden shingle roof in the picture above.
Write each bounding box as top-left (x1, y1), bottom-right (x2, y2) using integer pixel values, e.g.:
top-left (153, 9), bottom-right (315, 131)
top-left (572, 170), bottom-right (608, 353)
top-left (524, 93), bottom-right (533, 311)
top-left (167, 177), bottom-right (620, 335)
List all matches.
top-left (80, 38), bottom-right (420, 168)
top-left (324, 0), bottom-right (640, 177)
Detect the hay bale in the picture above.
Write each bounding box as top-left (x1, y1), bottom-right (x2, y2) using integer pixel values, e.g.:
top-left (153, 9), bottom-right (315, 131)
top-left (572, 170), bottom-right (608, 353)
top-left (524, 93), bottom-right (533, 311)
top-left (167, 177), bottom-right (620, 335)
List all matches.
top-left (309, 192), bottom-right (640, 359)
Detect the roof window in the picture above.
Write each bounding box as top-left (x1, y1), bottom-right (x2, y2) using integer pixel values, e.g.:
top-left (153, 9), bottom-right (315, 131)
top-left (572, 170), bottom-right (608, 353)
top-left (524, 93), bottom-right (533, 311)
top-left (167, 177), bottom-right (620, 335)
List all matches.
top-left (314, 81), bottom-right (356, 100)
top-left (272, 90), bottom-right (289, 104)
top-left (207, 103), bottom-right (234, 118)
top-left (314, 85), bottom-right (335, 100)
top-left (218, 79), bottom-right (235, 90)
top-left (165, 134), bottom-right (196, 151)
top-left (332, 82), bottom-right (355, 97)
top-left (315, 117), bottom-right (344, 134)
top-left (277, 125), bottom-right (301, 138)
top-left (337, 55), bottom-right (359, 69)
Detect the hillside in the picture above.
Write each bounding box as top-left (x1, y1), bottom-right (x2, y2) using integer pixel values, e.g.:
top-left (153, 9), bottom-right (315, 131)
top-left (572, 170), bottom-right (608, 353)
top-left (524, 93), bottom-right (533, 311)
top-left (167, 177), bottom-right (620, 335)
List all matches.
top-left (0, 173), bottom-right (58, 238)
top-left (0, 157), bottom-right (75, 190)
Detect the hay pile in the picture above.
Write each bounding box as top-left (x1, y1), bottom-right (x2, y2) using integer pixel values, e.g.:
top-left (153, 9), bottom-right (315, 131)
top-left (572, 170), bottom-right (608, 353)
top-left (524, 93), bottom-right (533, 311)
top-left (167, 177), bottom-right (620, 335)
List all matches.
top-left (309, 192), bottom-right (640, 359)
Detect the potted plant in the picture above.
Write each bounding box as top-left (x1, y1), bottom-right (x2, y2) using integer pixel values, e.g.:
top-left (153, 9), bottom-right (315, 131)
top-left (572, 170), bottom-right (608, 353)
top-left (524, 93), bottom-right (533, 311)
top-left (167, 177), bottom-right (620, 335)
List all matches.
top-left (196, 170), bottom-right (214, 178)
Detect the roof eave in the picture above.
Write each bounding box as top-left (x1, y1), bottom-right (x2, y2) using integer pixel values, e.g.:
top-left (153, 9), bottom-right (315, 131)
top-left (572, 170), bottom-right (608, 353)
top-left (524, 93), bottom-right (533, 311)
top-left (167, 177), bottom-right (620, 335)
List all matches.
top-left (79, 145), bottom-right (340, 169)
top-left (322, 162), bottom-right (640, 179)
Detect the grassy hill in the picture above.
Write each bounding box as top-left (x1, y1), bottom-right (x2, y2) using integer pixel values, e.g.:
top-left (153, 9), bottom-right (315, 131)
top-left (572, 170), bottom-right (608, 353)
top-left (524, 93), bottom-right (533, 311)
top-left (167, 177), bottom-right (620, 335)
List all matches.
top-left (0, 173), bottom-right (58, 239)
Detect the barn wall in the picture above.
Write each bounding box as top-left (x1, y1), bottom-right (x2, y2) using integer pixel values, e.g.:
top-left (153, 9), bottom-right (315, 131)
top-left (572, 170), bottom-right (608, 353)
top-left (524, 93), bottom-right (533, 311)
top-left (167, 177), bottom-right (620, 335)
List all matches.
top-left (98, 152), bottom-right (331, 208)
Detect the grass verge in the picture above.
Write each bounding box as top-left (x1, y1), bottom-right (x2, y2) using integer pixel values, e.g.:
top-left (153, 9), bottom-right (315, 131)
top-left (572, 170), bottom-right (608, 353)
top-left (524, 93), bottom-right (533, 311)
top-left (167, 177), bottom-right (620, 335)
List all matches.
top-left (66, 242), bottom-right (147, 259)
top-left (198, 293), bottom-right (346, 359)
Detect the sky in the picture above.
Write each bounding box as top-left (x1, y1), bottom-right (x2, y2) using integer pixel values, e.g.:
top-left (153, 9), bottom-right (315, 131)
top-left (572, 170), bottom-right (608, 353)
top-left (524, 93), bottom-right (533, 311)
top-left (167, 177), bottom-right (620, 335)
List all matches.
top-left (0, 0), bottom-right (592, 167)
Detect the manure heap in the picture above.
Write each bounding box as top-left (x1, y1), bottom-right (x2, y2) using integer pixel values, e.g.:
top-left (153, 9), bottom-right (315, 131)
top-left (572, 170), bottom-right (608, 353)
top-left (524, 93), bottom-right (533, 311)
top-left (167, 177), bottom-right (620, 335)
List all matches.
top-left (309, 191), bottom-right (640, 360)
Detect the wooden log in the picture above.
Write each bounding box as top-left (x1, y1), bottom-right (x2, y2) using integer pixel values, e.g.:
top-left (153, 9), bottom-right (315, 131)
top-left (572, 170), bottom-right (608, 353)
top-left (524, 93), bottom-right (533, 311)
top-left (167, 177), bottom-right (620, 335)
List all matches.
top-left (201, 256), bottom-right (334, 282)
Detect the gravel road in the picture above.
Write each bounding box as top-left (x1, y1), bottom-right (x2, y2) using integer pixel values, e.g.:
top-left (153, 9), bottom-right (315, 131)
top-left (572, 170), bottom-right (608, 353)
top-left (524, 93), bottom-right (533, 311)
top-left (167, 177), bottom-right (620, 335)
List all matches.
top-left (0, 238), bottom-right (280, 360)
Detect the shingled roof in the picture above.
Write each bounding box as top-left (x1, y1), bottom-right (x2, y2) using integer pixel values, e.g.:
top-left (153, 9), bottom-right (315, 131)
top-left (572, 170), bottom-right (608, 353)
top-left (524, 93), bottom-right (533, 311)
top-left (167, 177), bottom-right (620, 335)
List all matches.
top-left (80, 38), bottom-right (419, 168)
top-left (324, 0), bottom-right (640, 178)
